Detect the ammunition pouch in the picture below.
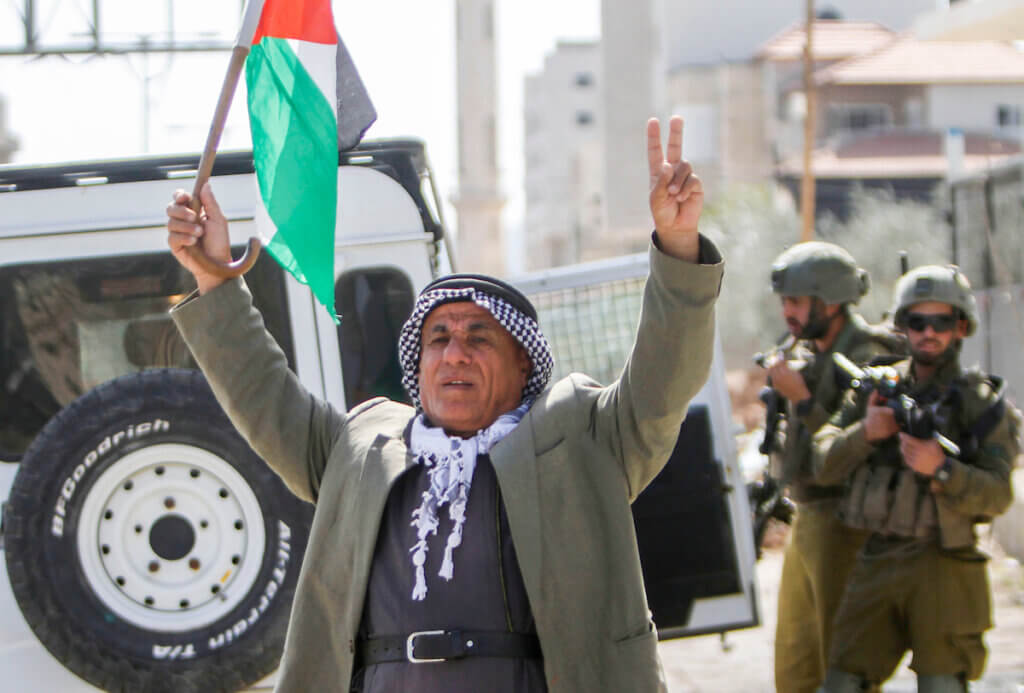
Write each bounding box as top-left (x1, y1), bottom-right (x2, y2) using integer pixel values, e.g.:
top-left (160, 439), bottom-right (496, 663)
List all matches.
top-left (935, 494), bottom-right (976, 550)
top-left (839, 465), bottom-right (949, 542)
top-left (862, 466), bottom-right (897, 530)
top-left (838, 465), bottom-right (871, 529)
top-left (835, 372), bottom-right (1007, 550)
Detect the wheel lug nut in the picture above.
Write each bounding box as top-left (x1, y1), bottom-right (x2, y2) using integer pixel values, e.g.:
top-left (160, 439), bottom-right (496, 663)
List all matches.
top-left (189, 558), bottom-right (201, 571)
top-left (148, 561), bottom-right (160, 573)
top-left (164, 497), bottom-right (175, 509)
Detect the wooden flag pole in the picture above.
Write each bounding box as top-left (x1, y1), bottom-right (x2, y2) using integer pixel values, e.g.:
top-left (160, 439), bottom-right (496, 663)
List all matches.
top-left (800, 0), bottom-right (816, 242)
top-left (185, 44), bottom-right (262, 278)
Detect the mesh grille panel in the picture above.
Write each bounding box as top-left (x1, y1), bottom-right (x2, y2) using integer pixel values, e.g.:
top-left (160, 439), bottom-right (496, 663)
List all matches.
top-left (526, 277), bottom-right (645, 386)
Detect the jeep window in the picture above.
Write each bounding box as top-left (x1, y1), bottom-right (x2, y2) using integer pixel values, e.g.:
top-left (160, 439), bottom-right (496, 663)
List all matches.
top-left (336, 268), bottom-right (414, 408)
top-left (0, 250), bottom-right (294, 461)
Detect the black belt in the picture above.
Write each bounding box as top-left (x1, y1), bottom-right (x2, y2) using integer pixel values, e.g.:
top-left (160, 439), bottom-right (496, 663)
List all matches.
top-left (359, 630), bottom-right (542, 664)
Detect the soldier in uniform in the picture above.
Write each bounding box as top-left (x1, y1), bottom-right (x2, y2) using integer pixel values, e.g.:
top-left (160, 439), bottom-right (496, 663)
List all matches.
top-left (812, 265), bottom-right (1019, 693)
top-left (763, 242), bottom-right (905, 693)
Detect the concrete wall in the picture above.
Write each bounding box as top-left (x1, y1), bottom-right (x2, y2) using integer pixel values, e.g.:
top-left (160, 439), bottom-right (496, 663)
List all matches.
top-left (667, 62), bottom-right (773, 198)
top-left (967, 284), bottom-right (1024, 562)
top-left (926, 84), bottom-right (1024, 132)
top-left (523, 42), bottom-right (603, 269)
top-left (965, 284), bottom-right (1024, 403)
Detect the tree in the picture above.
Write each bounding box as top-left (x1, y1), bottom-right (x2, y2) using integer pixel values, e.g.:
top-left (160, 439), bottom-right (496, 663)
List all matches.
top-left (703, 184), bottom-right (949, 369)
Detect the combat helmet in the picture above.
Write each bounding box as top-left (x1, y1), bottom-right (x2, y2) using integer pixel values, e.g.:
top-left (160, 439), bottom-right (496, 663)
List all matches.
top-left (891, 265), bottom-right (978, 336)
top-left (770, 242), bottom-right (870, 305)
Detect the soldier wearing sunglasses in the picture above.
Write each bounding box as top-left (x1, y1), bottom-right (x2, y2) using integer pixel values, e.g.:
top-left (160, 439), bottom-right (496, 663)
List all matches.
top-left (812, 265), bottom-right (1020, 693)
top-left (762, 242), bottom-right (905, 693)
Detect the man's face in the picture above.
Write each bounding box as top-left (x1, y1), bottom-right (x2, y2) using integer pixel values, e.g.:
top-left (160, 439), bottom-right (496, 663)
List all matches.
top-left (418, 302), bottom-right (531, 437)
top-left (903, 301), bottom-right (967, 365)
top-left (780, 295), bottom-right (813, 336)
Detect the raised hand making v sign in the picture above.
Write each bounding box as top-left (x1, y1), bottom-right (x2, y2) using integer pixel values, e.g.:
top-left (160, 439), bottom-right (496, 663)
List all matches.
top-left (648, 115), bottom-right (703, 263)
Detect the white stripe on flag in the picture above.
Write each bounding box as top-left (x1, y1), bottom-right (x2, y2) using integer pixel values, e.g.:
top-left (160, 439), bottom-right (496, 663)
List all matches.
top-left (285, 39), bottom-right (338, 117)
top-left (253, 189), bottom-right (277, 247)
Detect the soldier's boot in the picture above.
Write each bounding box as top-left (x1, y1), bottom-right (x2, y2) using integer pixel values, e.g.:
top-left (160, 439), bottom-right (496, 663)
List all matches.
top-left (917, 674), bottom-right (967, 693)
top-left (816, 668), bottom-right (870, 693)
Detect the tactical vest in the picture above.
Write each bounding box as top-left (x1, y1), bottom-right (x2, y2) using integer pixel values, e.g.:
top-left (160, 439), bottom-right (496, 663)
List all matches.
top-left (838, 367), bottom-right (1008, 550)
top-left (768, 316), bottom-right (906, 497)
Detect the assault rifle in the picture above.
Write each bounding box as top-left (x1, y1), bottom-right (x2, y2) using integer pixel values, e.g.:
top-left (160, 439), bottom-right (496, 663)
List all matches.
top-left (832, 353), bottom-right (961, 457)
top-left (749, 339), bottom-right (800, 556)
top-left (752, 337), bottom-right (802, 455)
top-left (747, 474), bottom-right (795, 559)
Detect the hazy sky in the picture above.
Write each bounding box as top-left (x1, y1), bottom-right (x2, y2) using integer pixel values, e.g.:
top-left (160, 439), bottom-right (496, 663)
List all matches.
top-left (0, 0), bottom-right (600, 264)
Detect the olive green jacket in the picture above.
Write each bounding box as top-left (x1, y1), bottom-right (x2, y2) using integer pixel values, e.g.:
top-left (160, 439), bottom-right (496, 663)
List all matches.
top-left (769, 313), bottom-right (903, 501)
top-left (812, 357), bottom-right (1018, 547)
top-left (171, 240), bottom-right (723, 693)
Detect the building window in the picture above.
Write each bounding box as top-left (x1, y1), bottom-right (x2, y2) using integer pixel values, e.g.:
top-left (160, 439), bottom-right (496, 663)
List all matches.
top-left (574, 72), bottom-right (594, 88)
top-left (825, 103), bottom-right (890, 132)
top-left (576, 111), bottom-right (594, 126)
top-left (997, 104), bottom-right (1021, 127)
top-left (904, 99), bottom-right (924, 127)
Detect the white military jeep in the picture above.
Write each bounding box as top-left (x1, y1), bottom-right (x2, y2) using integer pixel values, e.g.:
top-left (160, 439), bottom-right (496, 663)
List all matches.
top-left (0, 140), bottom-right (759, 692)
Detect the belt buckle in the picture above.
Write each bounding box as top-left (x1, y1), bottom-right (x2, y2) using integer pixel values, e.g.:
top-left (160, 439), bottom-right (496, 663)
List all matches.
top-left (406, 629), bottom-right (447, 663)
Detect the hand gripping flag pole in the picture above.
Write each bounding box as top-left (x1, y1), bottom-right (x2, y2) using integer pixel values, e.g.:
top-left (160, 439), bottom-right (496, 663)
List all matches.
top-left (185, 0), bottom-right (376, 322)
top-left (184, 0), bottom-right (266, 279)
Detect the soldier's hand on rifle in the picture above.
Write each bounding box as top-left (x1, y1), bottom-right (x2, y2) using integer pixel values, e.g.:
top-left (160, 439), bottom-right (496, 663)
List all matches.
top-left (898, 433), bottom-right (945, 477)
top-left (767, 360), bottom-right (811, 403)
top-left (648, 115), bottom-right (702, 263)
top-left (166, 183), bottom-right (232, 295)
top-left (864, 391), bottom-right (900, 442)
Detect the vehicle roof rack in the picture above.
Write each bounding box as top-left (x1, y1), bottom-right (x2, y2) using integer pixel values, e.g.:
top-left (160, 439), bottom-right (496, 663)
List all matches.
top-left (0, 138), bottom-right (443, 241)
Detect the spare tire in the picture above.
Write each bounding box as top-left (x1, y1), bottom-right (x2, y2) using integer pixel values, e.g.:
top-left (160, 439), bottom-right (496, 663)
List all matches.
top-left (3, 369), bottom-right (312, 693)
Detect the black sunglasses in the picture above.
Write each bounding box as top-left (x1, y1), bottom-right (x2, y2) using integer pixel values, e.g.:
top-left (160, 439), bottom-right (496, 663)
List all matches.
top-left (905, 312), bottom-right (958, 333)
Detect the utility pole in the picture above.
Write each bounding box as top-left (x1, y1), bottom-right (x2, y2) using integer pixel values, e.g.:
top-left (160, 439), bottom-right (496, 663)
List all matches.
top-left (800, 0), bottom-right (816, 242)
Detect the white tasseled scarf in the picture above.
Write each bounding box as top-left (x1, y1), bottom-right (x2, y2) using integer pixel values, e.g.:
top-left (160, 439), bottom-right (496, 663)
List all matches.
top-left (407, 399), bottom-right (531, 601)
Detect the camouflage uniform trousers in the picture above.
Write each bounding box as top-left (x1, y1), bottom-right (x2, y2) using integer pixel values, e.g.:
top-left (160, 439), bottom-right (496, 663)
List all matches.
top-left (775, 501), bottom-right (871, 693)
top-left (827, 543), bottom-right (992, 685)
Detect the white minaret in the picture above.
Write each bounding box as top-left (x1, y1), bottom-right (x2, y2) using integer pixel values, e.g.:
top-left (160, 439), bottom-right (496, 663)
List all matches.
top-left (600, 0), bottom-right (664, 256)
top-left (452, 0), bottom-right (506, 276)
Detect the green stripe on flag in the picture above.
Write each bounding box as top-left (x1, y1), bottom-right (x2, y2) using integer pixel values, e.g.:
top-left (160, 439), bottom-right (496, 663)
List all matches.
top-left (247, 36), bottom-right (339, 321)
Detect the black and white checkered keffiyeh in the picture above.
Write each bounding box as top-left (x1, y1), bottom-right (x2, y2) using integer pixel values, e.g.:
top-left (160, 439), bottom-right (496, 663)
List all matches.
top-left (407, 398), bottom-right (531, 600)
top-left (397, 287), bottom-right (554, 410)
top-left (398, 286), bottom-right (553, 601)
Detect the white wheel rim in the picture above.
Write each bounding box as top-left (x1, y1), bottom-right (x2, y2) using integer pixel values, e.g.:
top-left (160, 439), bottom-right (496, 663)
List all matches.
top-left (76, 443), bottom-right (267, 632)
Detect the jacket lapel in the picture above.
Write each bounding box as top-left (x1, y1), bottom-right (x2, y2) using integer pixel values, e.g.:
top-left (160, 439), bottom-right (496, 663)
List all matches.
top-left (489, 413), bottom-right (543, 595)
top-left (350, 425), bottom-right (415, 535)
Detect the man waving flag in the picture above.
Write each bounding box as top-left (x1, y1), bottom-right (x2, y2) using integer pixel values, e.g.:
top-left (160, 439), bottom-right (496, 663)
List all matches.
top-left (182, 0), bottom-right (375, 317)
top-left (240, 0), bottom-right (342, 320)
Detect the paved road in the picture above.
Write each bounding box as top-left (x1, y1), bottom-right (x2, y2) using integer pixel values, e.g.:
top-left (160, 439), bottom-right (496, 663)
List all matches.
top-left (659, 532), bottom-right (1024, 692)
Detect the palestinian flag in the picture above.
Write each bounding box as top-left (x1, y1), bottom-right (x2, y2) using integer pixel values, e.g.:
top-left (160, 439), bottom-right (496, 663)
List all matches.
top-left (239, 0), bottom-right (339, 321)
